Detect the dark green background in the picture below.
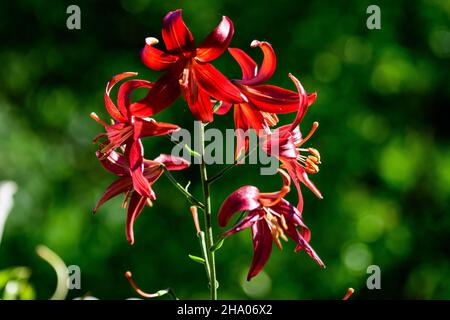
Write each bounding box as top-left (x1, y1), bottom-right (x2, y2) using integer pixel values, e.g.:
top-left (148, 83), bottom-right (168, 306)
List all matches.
top-left (1, 0), bottom-right (449, 299)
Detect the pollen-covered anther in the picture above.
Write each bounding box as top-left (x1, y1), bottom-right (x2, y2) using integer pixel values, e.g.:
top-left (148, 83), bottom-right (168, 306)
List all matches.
top-left (179, 68), bottom-right (190, 88)
top-left (145, 37), bottom-right (159, 46)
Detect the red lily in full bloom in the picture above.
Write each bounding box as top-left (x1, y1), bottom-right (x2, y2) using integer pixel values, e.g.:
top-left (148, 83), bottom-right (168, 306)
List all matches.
top-left (262, 74), bottom-right (321, 212)
top-left (135, 9), bottom-right (245, 123)
top-left (215, 41), bottom-right (301, 158)
top-left (218, 169), bottom-right (325, 281)
top-left (91, 72), bottom-right (180, 199)
top-left (94, 149), bottom-right (189, 244)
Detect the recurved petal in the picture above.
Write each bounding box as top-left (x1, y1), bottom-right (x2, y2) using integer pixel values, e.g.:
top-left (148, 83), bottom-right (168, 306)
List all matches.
top-left (117, 79), bottom-right (153, 120)
top-left (218, 186), bottom-right (261, 227)
top-left (130, 62), bottom-right (183, 118)
top-left (228, 48), bottom-right (258, 81)
top-left (247, 221), bottom-right (273, 281)
top-left (133, 118), bottom-right (179, 139)
top-left (126, 192), bottom-right (147, 245)
top-left (162, 9), bottom-right (195, 54)
top-left (96, 150), bottom-right (128, 176)
top-left (239, 41), bottom-right (276, 85)
top-left (193, 61), bottom-right (245, 104)
top-left (141, 37), bottom-right (178, 71)
top-left (196, 16), bottom-right (234, 63)
top-left (104, 72), bottom-right (138, 122)
top-left (93, 177), bottom-right (132, 213)
top-left (242, 84), bottom-right (300, 113)
top-left (154, 154), bottom-right (190, 171)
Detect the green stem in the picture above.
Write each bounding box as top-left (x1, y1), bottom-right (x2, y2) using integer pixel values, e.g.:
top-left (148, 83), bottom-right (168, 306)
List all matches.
top-left (198, 122), bottom-right (217, 300)
top-left (162, 167), bottom-right (205, 210)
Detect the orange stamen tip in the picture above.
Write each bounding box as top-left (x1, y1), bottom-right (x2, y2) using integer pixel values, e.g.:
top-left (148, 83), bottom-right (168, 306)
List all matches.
top-left (343, 288), bottom-right (355, 300)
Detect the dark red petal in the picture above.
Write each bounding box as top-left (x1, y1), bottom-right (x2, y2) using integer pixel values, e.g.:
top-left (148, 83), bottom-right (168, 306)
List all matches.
top-left (193, 61), bottom-right (245, 104)
top-left (247, 221), bottom-right (273, 281)
top-left (218, 186), bottom-right (261, 227)
top-left (130, 62), bottom-right (183, 117)
top-left (93, 177), bottom-right (132, 213)
top-left (104, 72), bottom-right (137, 122)
top-left (117, 79), bottom-right (153, 120)
top-left (288, 74), bottom-right (317, 131)
top-left (239, 41), bottom-right (276, 85)
top-left (141, 37), bottom-right (178, 71)
top-left (96, 150), bottom-right (128, 176)
top-left (185, 74), bottom-right (214, 123)
top-left (262, 127), bottom-right (297, 159)
top-left (222, 211), bottom-right (261, 237)
top-left (196, 16), bottom-right (234, 63)
top-left (242, 84), bottom-right (300, 114)
top-left (228, 48), bottom-right (257, 81)
top-left (162, 9), bottom-right (195, 55)
top-left (133, 118), bottom-right (179, 139)
top-left (214, 101), bottom-right (233, 115)
top-left (126, 192), bottom-right (147, 245)
top-left (154, 154), bottom-right (190, 171)
top-left (127, 140), bottom-right (153, 199)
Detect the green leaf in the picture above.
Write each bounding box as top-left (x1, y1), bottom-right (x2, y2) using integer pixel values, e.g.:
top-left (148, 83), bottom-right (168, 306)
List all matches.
top-left (210, 238), bottom-right (225, 252)
top-left (188, 254), bottom-right (205, 264)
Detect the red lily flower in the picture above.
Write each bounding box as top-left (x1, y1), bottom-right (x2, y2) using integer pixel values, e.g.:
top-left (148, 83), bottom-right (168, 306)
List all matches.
top-left (134, 9), bottom-right (245, 123)
top-left (262, 74), bottom-right (321, 213)
top-left (93, 149), bottom-right (189, 244)
top-left (218, 169), bottom-right (325, 281)
top-left (215, 41), bottom-right (301, 158)
top-left (91, 72), bottom-right (180, 199)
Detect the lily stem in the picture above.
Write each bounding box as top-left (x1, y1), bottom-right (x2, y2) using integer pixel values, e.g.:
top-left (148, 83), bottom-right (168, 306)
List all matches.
top-left (162, 167), bottom-right (205, 210)
top-left (198, 122), bottom-right (217, 300)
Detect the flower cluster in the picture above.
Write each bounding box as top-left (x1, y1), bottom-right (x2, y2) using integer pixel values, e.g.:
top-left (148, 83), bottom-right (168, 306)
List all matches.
top-left (92, 9), bottom-right (324, 280)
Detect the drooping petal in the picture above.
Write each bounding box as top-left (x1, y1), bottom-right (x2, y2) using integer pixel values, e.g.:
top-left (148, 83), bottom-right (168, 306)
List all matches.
top-left (283, 221), bottom-right (325, 268)
top-left (241, 84), bottom-right (300, 113)
top-left (162, 9), bottom-right (195, 55)
top-left (196, 16), bottom-right (234, 63)
top-left (117, 79), bottom-right (153, 120)
top-left (185, 72), bottom-right (214, 123)
top-left (214, 101), bottom-right (233, 115)
top-left (105, 72), bottom-right (138, 122)
top-left (130, 62), bottom-right (183, 117)
top-left (283, 160), bottom-right (322, 212)
top-left (133, 118), bottom-right (179, 139)
top-left (247, 221), bottom-right (273, 281)
top-left (127, 140), bottom-right (153, 199)
top-left (126, 192), bottom-right (147, 244)
top-left (154, 154), bottom-right (190, 171)
top-left (193, 61), bottom-right (245, 104)
top-left (141, 37), bottom-right (178, 71)
top-left (239, 41), bottom-right (276, 85)
top-left (222, 211), bottom-right (262, 237)
top-left (228, 48), bottom-right (257, 81)
top-left (234, 106), bottom-right (249, 160)
top-left (218, 186), bottom-right (261, 227)
top-left (93, 177), bottom-right (132, 213)
top-left (96, 150), bottom-right (128, 176)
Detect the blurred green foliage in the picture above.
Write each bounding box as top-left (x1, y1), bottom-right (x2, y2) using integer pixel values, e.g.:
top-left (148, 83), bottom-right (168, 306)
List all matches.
top-left (0, 0), bottom-right (449, 299)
